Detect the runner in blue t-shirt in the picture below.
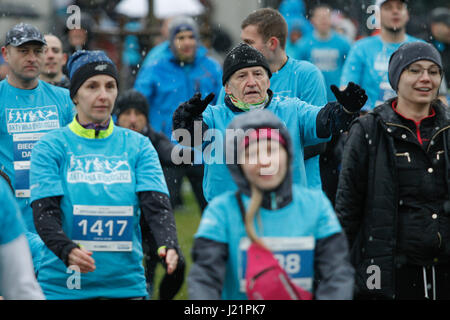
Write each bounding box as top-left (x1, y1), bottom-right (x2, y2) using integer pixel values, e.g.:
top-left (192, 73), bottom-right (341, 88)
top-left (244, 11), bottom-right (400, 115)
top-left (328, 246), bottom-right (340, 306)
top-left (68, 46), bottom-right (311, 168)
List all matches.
top-left (0, 23), bottom-right (75, 273)
top-left (215, 8), bottom-right (328, 190)
top-left (0, 173), bottom-right (44, 299)
top-left (340, 0), bottom-right (421, 110)
top-left (292, 4), bottom-right (352, 205)
top-left (30, 50), bottom-right (180, 299)
top-left (172, 43), bottom-right (367, 203)
top-left (187, 109), bottom-right (354, 300)
top-left (293, 5), bottom-right (351, 102)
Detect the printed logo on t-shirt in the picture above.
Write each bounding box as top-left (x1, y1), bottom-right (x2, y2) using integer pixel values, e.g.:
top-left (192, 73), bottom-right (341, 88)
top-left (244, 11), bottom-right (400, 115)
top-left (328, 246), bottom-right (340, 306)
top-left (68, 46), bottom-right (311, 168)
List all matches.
top-left (6, 106), bottom-right (60, 133)
top-left (6, 106), bottom-right (60, 197)
top-left (311, 49), bottom-right (339, 71)
top-left (67, 154), bottom-right (131, 184)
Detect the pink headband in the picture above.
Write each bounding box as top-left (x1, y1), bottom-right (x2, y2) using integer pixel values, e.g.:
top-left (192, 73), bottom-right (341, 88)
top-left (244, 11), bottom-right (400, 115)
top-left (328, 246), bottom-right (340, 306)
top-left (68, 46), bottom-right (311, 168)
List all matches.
top-left (242, 127), bottom-right (286, 149)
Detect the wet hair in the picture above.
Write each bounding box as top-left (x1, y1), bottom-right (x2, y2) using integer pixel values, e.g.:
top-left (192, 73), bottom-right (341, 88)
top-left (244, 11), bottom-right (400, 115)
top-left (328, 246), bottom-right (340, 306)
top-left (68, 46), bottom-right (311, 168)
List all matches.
top-left (241, 8), bottom-right (288, 50)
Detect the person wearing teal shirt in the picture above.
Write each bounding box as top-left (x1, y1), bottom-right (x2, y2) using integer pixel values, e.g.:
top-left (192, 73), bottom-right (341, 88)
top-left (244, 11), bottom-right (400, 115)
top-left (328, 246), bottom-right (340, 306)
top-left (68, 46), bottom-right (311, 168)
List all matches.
top-left (216, 8), bottom-right (328, 190)
top-left (0, 23), bottom-right (75, 275)
top-left (30, 50), bottom-right (180, 299)
top-left (294, 5), bottom-right (351, 102)
top-left (172, 43), bottom-right (367, 203)
top-left (188, 109), bottom-right (354, 300)
top-left (292, 5), bottom-right (352, 204)
top-left (0, 174), bottom-right (44, 299)
top-left (0, 23), bottom-right (74, 232)
top-left (340, 0), bottom-right (421, 110)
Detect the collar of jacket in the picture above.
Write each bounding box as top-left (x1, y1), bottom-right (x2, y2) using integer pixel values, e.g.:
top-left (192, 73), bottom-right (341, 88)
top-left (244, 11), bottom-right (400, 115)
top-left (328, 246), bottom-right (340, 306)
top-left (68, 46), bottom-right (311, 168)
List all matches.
top-left (69, 116), bottom-right (114, 139)
top-left (224, 89), bottom-right (274, 113)
top-left (372, 98), bottom-right (450, 134)
top-left (240, 183), bottom-right (294, 211)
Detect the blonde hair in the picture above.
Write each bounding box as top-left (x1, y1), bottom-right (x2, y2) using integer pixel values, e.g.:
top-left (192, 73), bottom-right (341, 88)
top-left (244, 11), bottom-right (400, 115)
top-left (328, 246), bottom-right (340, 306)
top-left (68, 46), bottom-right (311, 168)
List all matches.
top-left (244, 184), bottom-right (267, 249)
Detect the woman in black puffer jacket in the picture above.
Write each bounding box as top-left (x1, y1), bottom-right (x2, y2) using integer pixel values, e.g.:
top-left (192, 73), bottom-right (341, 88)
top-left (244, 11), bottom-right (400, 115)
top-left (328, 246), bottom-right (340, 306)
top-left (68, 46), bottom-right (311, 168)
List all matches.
top-left (336, 42), bottom-right (450, 300)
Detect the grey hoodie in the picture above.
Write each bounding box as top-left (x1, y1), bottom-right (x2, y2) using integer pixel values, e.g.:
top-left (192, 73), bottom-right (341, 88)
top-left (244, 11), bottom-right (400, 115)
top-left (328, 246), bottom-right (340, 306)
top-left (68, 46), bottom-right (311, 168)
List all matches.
top-left (225, 109), bottom-right (294, 209)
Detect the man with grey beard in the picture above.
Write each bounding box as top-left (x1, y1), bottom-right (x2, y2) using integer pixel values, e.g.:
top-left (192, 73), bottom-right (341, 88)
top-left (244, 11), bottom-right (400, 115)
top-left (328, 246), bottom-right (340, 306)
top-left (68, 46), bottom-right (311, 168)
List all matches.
top-left (340, 0), bottom-right (422, 110)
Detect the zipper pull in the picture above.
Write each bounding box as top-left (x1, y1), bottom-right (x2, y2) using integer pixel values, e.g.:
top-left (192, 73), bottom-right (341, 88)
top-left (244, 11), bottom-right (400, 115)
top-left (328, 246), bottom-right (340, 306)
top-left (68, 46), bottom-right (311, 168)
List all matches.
top-left (271, 192), bottom-right (277, 210)
top-left (395, 152), bottom-right (411, 162)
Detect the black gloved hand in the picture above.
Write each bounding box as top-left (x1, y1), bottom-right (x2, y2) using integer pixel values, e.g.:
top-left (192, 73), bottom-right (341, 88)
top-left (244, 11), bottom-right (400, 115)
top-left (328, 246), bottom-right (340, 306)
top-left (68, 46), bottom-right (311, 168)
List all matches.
top-left (330, 82), bottom-right (367, 113)
top-left (178, 92), bottom-right (215, 120)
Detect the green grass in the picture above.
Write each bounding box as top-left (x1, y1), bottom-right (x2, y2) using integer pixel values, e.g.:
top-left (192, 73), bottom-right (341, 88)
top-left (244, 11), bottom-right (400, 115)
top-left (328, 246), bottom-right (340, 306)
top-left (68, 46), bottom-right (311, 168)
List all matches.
top-left (151, 180), bottom-right (202, 300)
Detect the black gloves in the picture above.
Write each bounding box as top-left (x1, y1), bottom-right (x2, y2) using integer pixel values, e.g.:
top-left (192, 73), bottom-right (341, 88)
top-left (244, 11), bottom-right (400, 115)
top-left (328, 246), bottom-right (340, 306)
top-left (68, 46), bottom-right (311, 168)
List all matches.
top-left (177, 92), bottom-right (215, 121)
top-left (172, 92), bottom-right (215, 138)
top-left (330, 82), bottom-right (367, 113)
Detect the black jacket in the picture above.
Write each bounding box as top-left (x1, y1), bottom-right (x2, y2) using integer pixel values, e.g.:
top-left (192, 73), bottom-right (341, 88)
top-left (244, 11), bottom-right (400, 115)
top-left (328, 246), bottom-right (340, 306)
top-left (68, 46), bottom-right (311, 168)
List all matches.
top-left (143, 125), bottom-right (181, 167)
top-left (336, 98), bottom-right (450, 299)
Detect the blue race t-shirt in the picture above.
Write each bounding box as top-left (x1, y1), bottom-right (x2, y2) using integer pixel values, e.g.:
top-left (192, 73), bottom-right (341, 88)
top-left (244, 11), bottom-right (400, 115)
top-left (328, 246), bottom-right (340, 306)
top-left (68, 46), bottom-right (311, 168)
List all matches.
top-left (340, 34), bottom-right (422, 110)
top-left (216, 57), bottom-right (327, 190)
top-left (294, 31), bottom-right (351, 102)
top-left (201, 97), bottom-right (329, 202)
top-left (0, 79), bottom-right (74, 232)
top-left (0, 177), bottom-right (26, 245)
top-left (30, 122), bottom-right (168, 299)
top-left (195, 185), bottom-right (342, 300)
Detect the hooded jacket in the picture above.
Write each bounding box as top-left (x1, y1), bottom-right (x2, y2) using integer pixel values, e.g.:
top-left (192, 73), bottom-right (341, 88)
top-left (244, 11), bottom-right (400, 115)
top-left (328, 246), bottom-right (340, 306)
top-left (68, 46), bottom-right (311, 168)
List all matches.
top-left (187, 109), bottom-right (354, 300)
top-left (225, 108), bottom-right (294, 210)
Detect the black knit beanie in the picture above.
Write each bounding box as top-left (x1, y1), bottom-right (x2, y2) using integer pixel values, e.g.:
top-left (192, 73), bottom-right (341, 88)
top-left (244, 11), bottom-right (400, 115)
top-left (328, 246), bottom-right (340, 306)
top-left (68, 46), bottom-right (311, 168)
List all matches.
top-left (114, 89), bottom-right (149, 118)
top-left (222, 43), bottom-right (272, 85)
top-left (66, 50), bottom-right (119, 99)
top-left (388, 42), bottom-right (443, 92)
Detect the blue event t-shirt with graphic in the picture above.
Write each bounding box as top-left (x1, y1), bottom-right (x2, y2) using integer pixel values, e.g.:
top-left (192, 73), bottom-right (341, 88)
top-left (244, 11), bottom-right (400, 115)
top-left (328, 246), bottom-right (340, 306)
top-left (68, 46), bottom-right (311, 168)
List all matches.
top-left (294, 31), bottom-right (351, 102)
top-left (201, 96), bottom-right (329, 202)
top-left (0, 79), bottom-right (74, 232)
top-left (30, 124), bottom-right (168, 299)
top-left (195, 185), bottom-right (342, 300)
top-left (340, 34), bottom-right (422, 110)
top-left (216, 57), bottom-right (327, 190)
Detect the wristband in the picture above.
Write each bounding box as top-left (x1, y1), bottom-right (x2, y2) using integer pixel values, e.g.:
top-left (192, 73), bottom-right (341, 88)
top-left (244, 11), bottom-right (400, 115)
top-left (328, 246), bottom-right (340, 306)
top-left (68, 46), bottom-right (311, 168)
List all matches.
top-left (157, 245), bottom-right (167, 257)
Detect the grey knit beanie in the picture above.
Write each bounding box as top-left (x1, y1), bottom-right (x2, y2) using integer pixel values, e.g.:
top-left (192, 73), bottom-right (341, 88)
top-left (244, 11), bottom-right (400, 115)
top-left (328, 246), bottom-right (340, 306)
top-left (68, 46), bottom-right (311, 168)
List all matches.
top-left (168, 16), bottom-right (199, 55)
top-left (388, 42), bottom-right (443, 92)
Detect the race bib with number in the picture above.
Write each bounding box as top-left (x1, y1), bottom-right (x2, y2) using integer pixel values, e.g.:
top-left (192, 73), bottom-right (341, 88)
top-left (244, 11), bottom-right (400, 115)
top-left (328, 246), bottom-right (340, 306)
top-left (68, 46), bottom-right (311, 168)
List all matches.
top-left (72, 205), bottom-right (134, 252)
top-left (13, 132), bottom-right (46, 197)
top-left (238, 236), bottom-right (315, 293)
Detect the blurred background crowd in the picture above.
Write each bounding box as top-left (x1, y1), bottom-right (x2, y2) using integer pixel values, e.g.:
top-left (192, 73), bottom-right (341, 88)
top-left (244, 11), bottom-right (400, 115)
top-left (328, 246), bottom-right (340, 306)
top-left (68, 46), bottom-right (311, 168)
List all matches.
top-left (0, 0), bottom-right (448, 93)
